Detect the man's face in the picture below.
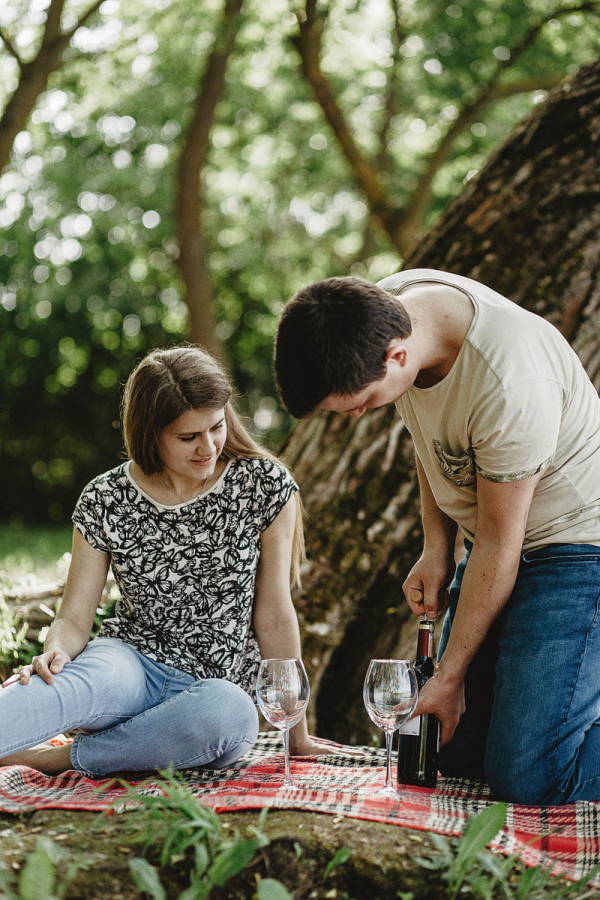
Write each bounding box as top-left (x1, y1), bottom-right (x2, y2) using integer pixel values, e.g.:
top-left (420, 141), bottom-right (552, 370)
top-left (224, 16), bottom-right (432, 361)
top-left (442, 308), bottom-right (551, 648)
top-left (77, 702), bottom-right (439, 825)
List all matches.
top-left (319, 350), bottom-right (410, 418)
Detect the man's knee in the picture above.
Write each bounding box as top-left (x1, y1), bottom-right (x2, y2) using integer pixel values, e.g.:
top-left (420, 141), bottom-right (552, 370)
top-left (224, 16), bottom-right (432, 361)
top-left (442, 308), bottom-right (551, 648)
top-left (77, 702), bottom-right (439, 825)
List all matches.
top-left (485, 744), bottom-right (556, 805)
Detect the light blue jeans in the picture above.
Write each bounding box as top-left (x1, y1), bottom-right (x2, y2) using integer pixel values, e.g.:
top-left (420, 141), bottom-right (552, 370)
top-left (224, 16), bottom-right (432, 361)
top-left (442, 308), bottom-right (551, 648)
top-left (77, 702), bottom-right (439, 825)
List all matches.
top-left (438, 542), bottom-right (600, 805)
top-left (0, 638), bottom-right (259, 776)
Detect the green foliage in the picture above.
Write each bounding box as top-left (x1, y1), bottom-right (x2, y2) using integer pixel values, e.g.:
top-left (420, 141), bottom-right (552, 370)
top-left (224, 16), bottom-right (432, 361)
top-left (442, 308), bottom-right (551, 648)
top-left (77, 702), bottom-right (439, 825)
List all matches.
top-left (18, 839), bottom-right (56, 900)
top-left (416, 803), bottom-right (600, 899)
top-left (0, 836), bottom-right (83, 900)
top-left (324, 846), bottom-right (353, 881)
top-left (0, 524), bottom-right (72, 582)
top-left (447, 802), bottom-right (508, 896)
top-left (0, 534), bottom-right (116, 679)
top-left (121, 772), bottom-right (289, 898)
top-left (0, 592), bottom-right (35, 681)
top-left (2, 0), bottom-right (600, 526)
top-left (128, 858), bottom-right (166, 900)
top-left (257, 878), bottom-right (294, 900)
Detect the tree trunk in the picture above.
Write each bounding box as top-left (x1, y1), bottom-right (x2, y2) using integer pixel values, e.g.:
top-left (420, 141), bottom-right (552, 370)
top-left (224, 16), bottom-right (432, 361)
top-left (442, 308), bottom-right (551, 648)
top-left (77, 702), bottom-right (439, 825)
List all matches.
top-left (282, 55), bottom-right (600, 743)
top-left (175, 0), bottom-right (243, 357)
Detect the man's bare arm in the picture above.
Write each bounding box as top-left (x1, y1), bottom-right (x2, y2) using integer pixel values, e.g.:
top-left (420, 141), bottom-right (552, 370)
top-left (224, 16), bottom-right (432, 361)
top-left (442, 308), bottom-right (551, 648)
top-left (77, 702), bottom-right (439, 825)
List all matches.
top-left (414, 469), bottom-right (543, 745)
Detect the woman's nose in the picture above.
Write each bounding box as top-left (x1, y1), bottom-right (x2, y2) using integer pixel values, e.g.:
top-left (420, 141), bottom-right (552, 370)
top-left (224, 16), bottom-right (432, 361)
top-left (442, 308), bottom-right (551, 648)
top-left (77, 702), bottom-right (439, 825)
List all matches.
top-left (196, 434), bottom-right (214, 454)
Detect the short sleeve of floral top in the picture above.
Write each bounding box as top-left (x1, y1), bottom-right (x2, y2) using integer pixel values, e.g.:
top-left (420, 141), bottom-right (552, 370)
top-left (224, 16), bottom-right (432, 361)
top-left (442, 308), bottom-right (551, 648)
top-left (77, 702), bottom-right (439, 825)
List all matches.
top-left (71, 457), bottom-right (298, 695)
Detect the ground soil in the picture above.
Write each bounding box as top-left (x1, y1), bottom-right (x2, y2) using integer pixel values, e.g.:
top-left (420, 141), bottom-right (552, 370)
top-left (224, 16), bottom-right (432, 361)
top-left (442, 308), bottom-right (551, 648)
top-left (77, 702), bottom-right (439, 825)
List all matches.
top-left (0, 806), bottom-right (447, 899)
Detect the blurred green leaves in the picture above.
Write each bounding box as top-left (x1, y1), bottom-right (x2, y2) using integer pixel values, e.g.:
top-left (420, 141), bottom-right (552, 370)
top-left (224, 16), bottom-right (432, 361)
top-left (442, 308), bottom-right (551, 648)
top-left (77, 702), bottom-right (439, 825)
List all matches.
top-left (1, 0), bottom-right (599, 524)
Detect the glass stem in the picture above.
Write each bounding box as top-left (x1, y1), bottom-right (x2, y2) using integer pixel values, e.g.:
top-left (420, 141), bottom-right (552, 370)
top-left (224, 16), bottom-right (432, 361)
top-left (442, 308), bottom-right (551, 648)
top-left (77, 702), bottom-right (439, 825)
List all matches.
top-left (283, 727), bottom-right (292, 784)
top-left (384, 728), bottom-right (394, 791)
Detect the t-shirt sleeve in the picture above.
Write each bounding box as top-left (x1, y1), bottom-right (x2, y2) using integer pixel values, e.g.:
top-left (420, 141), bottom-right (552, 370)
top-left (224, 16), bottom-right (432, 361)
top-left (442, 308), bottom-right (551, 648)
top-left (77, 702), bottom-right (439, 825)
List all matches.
top-left (72, 480), bottom-right (111, 553)
top-left (254, 459), bottom-right (299, 531)
top-left (470, 379), bottom-right (563, 482)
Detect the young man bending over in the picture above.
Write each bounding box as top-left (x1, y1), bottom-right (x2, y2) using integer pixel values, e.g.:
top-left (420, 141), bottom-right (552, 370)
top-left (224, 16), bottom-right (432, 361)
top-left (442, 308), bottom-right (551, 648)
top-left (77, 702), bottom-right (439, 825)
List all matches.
top-left (274, 268), bottom-right (600, 805)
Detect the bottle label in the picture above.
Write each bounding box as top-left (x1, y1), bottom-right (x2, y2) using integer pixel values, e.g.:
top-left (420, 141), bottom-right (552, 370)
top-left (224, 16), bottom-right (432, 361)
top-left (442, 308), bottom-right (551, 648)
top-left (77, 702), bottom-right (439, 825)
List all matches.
top-left (398, 715), bottom-right (420, 736)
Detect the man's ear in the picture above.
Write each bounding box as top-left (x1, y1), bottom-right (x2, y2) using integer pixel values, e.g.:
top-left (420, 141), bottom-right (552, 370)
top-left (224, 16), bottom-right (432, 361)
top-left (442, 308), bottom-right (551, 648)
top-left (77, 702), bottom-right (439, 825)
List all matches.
top-left (385, 338), bottom-right (407, 366)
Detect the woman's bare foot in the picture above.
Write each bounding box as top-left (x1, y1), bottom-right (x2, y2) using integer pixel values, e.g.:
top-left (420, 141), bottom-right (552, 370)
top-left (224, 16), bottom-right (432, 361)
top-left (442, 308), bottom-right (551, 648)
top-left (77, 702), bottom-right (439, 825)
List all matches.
top-left (0, 741), bottom-right (72, 774)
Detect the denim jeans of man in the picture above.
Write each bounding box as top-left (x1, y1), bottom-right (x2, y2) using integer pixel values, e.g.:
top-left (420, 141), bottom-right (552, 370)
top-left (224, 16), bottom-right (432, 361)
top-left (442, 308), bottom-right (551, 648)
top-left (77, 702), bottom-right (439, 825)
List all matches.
top-left (437, 542), bottom-right (600, 805)
top-left (0, 638), bottom-right (259, 776)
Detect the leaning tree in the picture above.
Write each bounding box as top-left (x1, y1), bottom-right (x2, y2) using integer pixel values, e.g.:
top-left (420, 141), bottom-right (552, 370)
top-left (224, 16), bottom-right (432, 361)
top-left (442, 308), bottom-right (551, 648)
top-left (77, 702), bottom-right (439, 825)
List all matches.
top-left (282, 53), bottom-right (600, 744)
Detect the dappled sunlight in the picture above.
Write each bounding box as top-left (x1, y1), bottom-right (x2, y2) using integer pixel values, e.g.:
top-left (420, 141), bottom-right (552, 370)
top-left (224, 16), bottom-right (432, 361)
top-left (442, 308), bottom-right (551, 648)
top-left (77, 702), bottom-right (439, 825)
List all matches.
top-left (1, 0), bottom-right (599, 525)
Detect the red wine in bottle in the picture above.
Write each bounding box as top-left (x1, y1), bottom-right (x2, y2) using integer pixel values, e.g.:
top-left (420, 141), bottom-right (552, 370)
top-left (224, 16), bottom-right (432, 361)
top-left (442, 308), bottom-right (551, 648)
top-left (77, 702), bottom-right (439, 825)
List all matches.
top-left (397, 615), bottom-right (440, 788)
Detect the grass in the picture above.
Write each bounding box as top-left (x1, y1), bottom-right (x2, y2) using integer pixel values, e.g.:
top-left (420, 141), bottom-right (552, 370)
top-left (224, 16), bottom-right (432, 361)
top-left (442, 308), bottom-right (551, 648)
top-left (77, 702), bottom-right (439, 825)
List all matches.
top-left (2, 792), bottom-right (599, 900)
top-left (0, 524), bottom-right (73, 680)
top-left (0, 524), bottom-right (73, 586)
top-left (2, 532), bottom-right (600, 898)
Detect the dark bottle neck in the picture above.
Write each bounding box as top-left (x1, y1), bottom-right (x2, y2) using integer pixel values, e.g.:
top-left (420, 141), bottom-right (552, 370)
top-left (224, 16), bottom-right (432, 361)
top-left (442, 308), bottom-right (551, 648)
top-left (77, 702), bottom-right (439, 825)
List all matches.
top-left (416, 617), bottom-right (435, 660)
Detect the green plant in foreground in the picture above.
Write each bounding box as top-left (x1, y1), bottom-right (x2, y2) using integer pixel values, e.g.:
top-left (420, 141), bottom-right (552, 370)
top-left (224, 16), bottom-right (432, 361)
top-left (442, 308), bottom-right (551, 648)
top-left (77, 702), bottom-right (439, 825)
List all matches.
top-left (122, 771), bottom-right (292, 899)
top-left (324, 846), bottom-right (353, 881)
top-left (416, 803), bottom-right (600, 899)
top-left (0, 835), bottom-right (84, 900)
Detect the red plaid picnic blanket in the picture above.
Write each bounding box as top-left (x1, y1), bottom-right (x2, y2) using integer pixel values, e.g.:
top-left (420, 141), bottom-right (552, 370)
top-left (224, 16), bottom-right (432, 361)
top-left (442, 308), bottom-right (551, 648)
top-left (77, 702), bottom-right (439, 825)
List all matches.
top-left (1, 733), bottom-right (599, 887)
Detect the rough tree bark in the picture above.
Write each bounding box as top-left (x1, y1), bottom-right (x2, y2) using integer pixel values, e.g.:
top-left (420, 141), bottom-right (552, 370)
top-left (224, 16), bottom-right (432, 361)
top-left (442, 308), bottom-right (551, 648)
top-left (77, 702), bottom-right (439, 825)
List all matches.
top-left (292, 0), bottom-right (597, 256)
top-left (283, 54), bottom-right (600, 744)
top-left (175, 0), bottom-right (244, 358)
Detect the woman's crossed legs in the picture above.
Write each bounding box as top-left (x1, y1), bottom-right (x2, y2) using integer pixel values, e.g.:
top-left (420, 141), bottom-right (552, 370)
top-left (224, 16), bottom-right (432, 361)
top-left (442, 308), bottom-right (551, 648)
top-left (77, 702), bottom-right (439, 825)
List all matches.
top-left (0, 637), bottom-right (258, 776)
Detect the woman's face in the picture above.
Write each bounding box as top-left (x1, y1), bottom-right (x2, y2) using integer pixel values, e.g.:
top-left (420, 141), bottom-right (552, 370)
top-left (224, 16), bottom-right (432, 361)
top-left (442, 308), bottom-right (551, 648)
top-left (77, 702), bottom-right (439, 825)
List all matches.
top-left (158, 407), bottom-right (227, 483)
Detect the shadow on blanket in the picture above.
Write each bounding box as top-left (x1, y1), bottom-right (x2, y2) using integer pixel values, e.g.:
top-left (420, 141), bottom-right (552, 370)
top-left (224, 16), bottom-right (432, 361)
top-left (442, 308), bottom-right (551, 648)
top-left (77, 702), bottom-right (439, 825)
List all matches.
top-left (1, 732), bottom-right (599, 887)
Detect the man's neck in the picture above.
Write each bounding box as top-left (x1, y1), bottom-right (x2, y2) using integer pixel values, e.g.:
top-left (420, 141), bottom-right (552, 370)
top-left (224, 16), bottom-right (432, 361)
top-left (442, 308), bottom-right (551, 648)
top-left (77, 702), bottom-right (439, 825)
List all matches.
top-left (402, 284), bottom-right (475, 389)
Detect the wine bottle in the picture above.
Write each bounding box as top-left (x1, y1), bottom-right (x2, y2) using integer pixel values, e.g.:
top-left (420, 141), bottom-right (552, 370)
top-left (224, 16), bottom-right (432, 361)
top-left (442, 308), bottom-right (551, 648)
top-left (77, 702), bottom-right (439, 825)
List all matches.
top-left (397, 615), bottom-right (440, 788)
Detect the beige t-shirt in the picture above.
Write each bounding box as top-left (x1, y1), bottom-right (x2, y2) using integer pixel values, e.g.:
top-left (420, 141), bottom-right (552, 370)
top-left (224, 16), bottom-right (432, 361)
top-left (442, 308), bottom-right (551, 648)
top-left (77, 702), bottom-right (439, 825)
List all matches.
top-left (377, 269), bottom-right (600, 549)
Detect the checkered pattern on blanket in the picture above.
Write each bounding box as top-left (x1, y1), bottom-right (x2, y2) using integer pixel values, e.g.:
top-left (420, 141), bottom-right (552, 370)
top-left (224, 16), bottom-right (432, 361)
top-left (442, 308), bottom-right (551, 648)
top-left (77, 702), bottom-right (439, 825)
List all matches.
top-left (1, 733), bottom-right (599, 887)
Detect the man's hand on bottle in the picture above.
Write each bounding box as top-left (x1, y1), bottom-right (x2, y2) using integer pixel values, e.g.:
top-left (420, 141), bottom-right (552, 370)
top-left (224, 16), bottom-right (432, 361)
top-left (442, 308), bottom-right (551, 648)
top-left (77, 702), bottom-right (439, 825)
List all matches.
top-left (413, 665), bottom-right (465, 747)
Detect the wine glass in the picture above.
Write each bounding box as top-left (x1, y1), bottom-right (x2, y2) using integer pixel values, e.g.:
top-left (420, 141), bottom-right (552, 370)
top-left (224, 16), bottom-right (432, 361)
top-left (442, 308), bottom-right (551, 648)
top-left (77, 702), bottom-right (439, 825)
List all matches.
top-left (363, 659), bottom-right (418, 796)
top-left (256, 658), bottom-right (310, 789)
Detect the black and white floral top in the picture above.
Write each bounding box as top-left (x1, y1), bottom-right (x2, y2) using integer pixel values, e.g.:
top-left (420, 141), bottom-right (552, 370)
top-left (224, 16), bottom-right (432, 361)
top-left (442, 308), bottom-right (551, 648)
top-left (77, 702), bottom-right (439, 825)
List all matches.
top-left (72, 457), bottom-right (298, 694)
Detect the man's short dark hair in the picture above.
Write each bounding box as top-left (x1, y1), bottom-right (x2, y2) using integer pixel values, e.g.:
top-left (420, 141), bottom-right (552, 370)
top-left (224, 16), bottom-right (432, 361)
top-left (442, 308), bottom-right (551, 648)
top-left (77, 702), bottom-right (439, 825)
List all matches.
top-left (274, 276), bottom-right (412, 418)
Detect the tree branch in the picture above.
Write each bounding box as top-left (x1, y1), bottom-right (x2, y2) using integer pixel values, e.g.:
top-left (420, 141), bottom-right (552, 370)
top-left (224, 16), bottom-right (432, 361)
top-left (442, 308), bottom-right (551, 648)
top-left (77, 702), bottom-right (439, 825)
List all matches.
top-left (377, 0), bottom-right (407, 165)
top-left (0, 0), bottom-right (106, 174)
top-left (65, 0), bottom-right (105, 40)
top-left (41, 0), bottom-right (66, 51)
top-left (401, 3), bottom-right (600, 247)
top-left (0, 27), bottom-right (24, 66)
top-left (292, 0), bottom-right (410, 255)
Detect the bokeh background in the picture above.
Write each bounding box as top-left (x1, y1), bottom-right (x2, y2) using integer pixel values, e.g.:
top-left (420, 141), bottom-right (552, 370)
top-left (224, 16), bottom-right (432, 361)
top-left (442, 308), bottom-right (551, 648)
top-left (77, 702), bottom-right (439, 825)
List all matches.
top-left (2, 0), bottom-right (599, 542)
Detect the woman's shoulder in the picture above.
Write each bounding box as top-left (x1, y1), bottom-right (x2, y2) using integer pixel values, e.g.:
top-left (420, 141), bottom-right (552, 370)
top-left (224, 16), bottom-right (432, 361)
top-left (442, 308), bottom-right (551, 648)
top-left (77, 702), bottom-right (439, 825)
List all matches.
top-left (78, 462), bottom-right (130, 500)
top-left (228, 456), bottom-right (297, 490)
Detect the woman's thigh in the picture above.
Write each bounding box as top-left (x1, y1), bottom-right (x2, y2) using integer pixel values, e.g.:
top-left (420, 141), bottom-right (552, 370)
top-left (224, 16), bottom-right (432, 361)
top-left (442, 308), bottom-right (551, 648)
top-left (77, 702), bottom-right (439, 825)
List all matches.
top-left (72, 676), bottom-right (259, 774)
top-left (0, 638), bottom-right (150, 754)
top-left (485, 544), bottom-right (600, 804)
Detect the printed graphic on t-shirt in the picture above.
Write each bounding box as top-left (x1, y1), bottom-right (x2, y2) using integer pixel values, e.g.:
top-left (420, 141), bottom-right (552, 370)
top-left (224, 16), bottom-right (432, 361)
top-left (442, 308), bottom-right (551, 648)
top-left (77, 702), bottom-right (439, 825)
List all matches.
top-left (433, 440), bottom-right (476, 486)
top-left (434, 439), bottom-right (552, 486)
top-left (71, 457), bottom-right (298, 695)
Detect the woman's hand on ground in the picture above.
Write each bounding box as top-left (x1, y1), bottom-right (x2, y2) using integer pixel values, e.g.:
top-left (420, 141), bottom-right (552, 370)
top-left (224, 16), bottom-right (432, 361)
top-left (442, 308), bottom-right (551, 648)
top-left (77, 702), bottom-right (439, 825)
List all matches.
top-left (1, 650), bottom-right (71, 688)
